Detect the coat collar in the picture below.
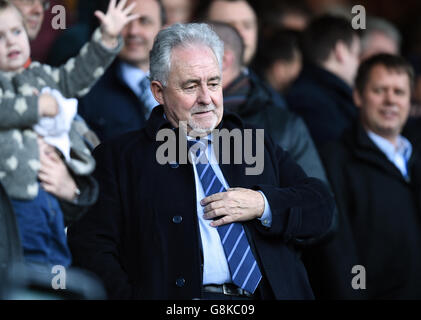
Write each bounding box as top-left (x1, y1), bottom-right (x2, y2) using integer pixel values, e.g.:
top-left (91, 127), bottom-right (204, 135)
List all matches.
top-left (344, 122), bottom-right (417, 182)
top-left (301, 63), bottom-right (353, 99)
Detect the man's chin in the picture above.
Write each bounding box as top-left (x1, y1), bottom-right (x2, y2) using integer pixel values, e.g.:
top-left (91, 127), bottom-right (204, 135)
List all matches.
top-left (188, 126), bottom-right (214, 137)
top-left (188, 120), bottom-right (218, 137)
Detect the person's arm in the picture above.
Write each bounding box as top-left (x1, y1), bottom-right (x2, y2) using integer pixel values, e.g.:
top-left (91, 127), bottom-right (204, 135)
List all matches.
top-left (0, 77), bottom-right (59, 130)
top-left (252, 145), bottom-right (335, 242)
top-left (279, 114), bottom-right (338, 246)
top-left (59, 174), bottom-right (99, 227)
top-left (39, 0), bottom-right (139, 99)
top-left (283, 114), bottom-right (329, 183)
top-left (37, 137), bottom-right (98, 225)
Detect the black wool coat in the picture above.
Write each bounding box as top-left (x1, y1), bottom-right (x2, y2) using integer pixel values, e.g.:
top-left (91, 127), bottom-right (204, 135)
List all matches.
top-left (67, 106), bottom-right (335, 300)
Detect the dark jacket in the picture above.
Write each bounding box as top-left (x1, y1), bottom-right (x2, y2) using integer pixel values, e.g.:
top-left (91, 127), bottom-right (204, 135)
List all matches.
top-left (305, 123), bottom-right (421, 299)
top-left (286, 64), bottom-right (358, 149)
top-left (78, 59), bottom-right (148, 142)
top-left (67, 105), bottom-right (335, 300)
top-left (403, 116), bottom-right (421, 148)
top-left (224, 72), bottom-right (328, 183)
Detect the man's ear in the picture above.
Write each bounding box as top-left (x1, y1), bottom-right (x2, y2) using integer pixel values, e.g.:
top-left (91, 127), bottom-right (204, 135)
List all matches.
top-left (334, 41), bottom-right (348, 63)
top-left (151, 80), bottom-right (165, 105)
top-left (353, 88), bottom-right (363, 109)
top-left (222, 49), bottom-right (235, 72)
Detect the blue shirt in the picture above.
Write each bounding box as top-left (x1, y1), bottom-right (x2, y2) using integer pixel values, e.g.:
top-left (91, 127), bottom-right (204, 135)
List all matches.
top-left (367, 130), bottom-right (412, 178)
top-left (119, 62), bottom-right (158, 118)
top-left (189, 134), bottom-right (272, 285)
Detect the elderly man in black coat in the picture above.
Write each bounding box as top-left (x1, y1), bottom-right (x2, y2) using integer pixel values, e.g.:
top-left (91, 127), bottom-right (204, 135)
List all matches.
top-left (305, 54), bottom-right (421, 299)
top-left (67, 23), bottom-right (334, 300)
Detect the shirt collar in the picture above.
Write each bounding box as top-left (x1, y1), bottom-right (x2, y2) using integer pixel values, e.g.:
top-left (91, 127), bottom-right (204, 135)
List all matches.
top-left (187, 134), bottom-right (213, 142)
top-left (120, 61), bottom-right (149, 90)
top-left (367, 130), bottom-right (412, 162)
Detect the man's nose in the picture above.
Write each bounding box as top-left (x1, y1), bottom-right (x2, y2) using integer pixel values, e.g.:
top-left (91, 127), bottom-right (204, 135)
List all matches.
top-left (384, 89), bottom-right (396, 105)
top-left (197, 86), bottom-right (212, 105)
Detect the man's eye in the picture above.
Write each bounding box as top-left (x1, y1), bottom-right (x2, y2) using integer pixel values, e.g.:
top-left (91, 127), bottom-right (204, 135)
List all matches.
top-left (139, 17), bottom-right (154, 26)
top-left (13, 29), bottom-right (21, 35)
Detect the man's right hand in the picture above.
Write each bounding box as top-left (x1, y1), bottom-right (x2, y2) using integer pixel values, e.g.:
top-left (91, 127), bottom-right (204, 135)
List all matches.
top-left (38, 93), bottom-right (59, 117)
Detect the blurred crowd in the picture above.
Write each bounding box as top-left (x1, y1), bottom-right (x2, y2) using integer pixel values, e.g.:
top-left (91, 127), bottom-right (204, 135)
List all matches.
top-left (2, 0), bottom-right (421, 300)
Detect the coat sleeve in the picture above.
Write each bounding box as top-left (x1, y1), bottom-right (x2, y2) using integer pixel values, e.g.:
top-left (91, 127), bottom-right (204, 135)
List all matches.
top-left (67, 142), bottom-right (137, 299)
top-left (39, 28), bottom-right (123, 99)
top-left (59, 174), bottom-right (99, 227)
top-left (253, 139), bottom-right (335, 244)
top-left (281, 113), bottom-right (329, 183)
top-left (0, 75), bottom-right (39, 130)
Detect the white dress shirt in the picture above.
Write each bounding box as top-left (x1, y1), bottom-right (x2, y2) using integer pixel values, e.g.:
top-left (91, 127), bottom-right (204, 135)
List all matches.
top-left (367, 130), bottom-right (412, 178)
top-left (189, 135), bottom-right (272, 285)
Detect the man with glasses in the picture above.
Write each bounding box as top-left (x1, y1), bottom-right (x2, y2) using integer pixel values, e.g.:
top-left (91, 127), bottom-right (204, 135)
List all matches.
top-left (10, 0), bottom-right (50, 40)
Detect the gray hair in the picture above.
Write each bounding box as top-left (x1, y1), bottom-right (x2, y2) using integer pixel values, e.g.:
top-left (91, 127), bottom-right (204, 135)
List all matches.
top-left (361, 16), bottom-right (402, 53)
top-left (149, 23), bottom-right (224, 86)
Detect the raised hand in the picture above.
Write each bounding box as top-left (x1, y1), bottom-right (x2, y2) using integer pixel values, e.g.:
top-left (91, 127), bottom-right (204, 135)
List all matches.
top-left (95, 0), bottom-right (140, 47)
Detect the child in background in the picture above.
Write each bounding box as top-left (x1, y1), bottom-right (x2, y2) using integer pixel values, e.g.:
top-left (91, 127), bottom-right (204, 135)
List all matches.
top-left (0, 0), bottom-right (139, 268)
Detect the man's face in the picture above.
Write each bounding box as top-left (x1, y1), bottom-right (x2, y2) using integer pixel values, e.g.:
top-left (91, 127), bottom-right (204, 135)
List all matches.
top-left (119, 0), bottom-right (162, 71)
top-left (0, 7), bottom-right (31, 72)
top-left (11, 0), bottom-right (46, 40)
top-left (354, 64), bottom-right (411, 141)
top-left (207, 0), bottom-right (257, 66)
top-left (152, 45), bottom-right (224, 136)
top-left (342, 35), bottom-right (361, 86)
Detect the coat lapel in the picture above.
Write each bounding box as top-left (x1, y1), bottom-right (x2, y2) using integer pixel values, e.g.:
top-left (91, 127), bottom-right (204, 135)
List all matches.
top-left (348, 123), bottom-right (410, 183)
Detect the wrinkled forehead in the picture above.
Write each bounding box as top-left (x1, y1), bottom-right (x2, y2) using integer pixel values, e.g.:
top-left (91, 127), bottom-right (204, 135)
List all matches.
top-left (169, 44), bottom-right (221, 76)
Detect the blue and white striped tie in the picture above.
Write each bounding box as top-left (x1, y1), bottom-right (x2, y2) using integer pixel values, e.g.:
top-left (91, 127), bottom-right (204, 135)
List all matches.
top-left (188, 139), bottom-right (262, 294)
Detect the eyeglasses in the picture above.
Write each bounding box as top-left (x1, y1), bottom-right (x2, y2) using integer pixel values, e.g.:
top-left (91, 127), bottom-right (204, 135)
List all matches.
top-left (12, 0), bottom-right (51, 11)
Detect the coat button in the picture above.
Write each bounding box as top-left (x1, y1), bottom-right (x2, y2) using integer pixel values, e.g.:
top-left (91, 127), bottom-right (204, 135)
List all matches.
top-left (169, 162), bottom-right (179, 168)
top-left (172, 216), bottom-right (183, 224)
top-left (175, 277), bottom-right (185, 287)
